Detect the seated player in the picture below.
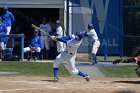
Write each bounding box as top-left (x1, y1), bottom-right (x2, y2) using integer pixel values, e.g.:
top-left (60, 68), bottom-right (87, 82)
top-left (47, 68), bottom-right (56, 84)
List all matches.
top-left (24, 29), bottom-right (42, 60)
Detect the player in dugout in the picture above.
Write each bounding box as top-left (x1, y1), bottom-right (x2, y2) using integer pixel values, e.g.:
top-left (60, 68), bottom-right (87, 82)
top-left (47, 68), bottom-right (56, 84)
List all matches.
top-left (24, 29), bottom-right (42, 60)
top-left (0, 6), bottom-right (15, 46)
top-left (0, 17), bottom-right (7, 58)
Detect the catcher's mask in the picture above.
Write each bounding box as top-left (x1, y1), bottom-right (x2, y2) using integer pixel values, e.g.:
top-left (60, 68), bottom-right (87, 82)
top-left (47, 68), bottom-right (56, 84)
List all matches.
top-left (135, 67), bottom-right (140, 77)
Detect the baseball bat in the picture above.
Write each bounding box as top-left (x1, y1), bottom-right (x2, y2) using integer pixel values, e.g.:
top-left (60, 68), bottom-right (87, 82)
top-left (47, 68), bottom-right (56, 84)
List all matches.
top-left (31, 24), bottom-right (51, 37)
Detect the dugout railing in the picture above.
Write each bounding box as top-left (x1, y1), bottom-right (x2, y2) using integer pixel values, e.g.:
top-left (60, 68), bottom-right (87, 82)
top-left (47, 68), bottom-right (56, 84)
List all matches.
top-left (0, 34), bottom-right (24, 61)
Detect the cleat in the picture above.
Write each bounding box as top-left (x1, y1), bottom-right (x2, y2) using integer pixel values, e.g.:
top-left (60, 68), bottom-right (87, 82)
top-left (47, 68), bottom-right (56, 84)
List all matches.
top-left (54, 77), bottom-right (58, 82)
top-left (85, 75), bottom-right (90, 81)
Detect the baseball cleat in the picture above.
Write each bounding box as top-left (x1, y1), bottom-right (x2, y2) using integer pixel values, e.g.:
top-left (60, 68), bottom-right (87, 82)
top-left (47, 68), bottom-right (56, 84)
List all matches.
top-left (54, 77), bottom-right (58, 82)
top-left (85, 75), bottom-right (90, 81)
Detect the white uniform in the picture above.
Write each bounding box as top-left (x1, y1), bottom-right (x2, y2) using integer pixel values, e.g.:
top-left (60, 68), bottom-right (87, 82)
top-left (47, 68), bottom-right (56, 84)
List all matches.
top-left (39, 23), bottom-right (51, 50)
top-left (54, 36), bottom-right (82, 75)
top-left (56, 26), bottom-right (64, 53)
top-left (87, 29), bottom-right (100, 54)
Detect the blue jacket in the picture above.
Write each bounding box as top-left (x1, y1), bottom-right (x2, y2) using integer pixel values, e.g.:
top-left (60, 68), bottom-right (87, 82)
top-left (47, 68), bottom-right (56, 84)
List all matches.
top-left (29, 35), bottom-right (42, 48)
top-left (0, 11), bottom-right (15, 26)
top-left (0, 22), bottom-right (7, 42)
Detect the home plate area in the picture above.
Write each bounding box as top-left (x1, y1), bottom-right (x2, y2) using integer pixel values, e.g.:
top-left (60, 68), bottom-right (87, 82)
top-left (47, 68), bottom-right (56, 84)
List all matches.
top-left (0, 76), bottom-right (139, 93)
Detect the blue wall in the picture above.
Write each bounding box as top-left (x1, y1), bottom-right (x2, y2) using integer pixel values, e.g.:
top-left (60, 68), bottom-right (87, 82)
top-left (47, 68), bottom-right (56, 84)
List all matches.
top-left (71, 0), bottom-right (122, 55)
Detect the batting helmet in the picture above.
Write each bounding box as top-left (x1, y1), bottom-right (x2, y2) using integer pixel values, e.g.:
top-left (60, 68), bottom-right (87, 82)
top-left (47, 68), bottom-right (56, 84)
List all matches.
top-left (75, 32), bottom-right (84, 40)
top-left (88, 23), bottom-right (93, 28)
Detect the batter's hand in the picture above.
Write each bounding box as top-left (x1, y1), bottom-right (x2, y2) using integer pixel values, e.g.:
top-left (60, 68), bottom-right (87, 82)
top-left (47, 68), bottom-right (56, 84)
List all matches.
top-left (50, 36), bottom-right (57, 41)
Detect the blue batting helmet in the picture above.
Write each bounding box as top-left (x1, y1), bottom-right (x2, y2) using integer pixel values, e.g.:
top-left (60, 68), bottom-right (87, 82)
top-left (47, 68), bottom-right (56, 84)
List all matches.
top-left (75, 32), bottom-right (84, 40)
top-left (88, 23), bottom-right (93, 28)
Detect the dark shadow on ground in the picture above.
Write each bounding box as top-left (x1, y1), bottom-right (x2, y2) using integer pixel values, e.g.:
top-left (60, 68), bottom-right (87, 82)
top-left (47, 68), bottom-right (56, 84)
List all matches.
top-left (112, 81), bottom-right (140, 84)
top-left (76, 63), bottom-right (116, 67)
top-left (41, 80), bottom-right (55, 82)
top-left (114, 90), bottom-right (138, 93)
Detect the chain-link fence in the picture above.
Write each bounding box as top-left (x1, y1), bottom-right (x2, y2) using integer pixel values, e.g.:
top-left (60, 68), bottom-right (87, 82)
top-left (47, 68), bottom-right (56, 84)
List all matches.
top-left (70, 0), bottom-right (140, 57)
top-left (123, 0), bottom-right (140, 56)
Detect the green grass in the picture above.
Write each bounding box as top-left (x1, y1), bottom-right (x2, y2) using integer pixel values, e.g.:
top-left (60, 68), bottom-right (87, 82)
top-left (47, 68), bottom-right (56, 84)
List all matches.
top-left (99, 65), bottom-right (139, 78)
top-left (0, 62), bottom-right (70, 76)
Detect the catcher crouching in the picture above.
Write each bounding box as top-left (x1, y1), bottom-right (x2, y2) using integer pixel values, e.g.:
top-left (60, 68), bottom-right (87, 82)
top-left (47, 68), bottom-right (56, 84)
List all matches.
top-left (113, 56), bottom-right (140, 77)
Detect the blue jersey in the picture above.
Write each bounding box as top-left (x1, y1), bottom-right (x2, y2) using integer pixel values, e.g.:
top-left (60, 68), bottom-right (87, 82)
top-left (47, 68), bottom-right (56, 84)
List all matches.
top-left (29, 35), bottom-right (42, 48)
top-left (0, 11), bottom-right (15, 26)
top-left (0, 22), bottom-right (7, 42)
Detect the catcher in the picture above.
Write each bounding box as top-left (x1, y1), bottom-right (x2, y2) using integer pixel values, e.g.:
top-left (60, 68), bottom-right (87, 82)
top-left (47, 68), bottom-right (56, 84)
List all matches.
top-left (113, 47), bottom-right (140, 77)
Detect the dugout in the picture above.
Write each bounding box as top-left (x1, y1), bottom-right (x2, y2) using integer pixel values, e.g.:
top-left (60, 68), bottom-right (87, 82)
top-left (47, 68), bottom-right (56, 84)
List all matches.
top-left (0, 0), bottom-right (66, 59)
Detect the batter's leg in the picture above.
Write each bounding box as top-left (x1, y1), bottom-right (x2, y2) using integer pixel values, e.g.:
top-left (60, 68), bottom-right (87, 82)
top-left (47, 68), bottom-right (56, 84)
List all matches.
top-left (53, 53), bottom-right (65, 82)
top-left (67, 55), bottom-right (90, 81)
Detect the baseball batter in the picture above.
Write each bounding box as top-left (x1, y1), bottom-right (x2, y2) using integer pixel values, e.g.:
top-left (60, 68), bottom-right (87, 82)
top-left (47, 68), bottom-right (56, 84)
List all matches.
top-left (0, 17), bottom-right (7, 58)
top-left (84, 23), bottom-right (100, 65)
top-left (54, 20), bottom-right (64, 54)
top-left (51, 32), bottom-right (90, 82)
top-left (24, 30), bottom-right (42, 60)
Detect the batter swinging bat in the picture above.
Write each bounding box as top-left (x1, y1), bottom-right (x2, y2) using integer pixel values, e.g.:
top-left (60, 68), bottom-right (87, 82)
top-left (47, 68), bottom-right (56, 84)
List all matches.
top-left (31, 24), bottom-right (51, 37)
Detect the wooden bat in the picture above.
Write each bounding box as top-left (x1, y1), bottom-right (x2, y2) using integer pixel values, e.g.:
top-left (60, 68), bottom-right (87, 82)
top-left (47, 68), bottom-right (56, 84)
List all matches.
top-left (31, 24), bottom-right (51, 37)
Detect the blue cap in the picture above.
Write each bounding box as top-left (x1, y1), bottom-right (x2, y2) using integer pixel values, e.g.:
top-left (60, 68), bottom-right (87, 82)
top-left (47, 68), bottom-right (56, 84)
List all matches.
top-left (75, 32), bottom-right (84, 40)
top-left (34, 29), bottom-right (39, 32)
top-left (88, 23), bottom-right (93, 28)
top-left (42, 18), bottom-right (46, 21)
top-left (56, 20), bottom-right (60, 24)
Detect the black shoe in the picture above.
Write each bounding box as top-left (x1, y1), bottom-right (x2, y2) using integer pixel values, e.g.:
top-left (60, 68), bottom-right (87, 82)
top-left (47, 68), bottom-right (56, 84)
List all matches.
top-left (54, 77), bottom-right (58, 82)
top-left (85, 75), bottom-right (90, 81)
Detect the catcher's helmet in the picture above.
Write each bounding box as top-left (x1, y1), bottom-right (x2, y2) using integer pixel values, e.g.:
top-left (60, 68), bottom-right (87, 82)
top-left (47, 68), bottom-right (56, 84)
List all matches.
top-left (88, 23), bottom-right (93, 28)
top-left (132, 46), bottom-right (140, 57)
top-left (75, 32), bottom-right (84, 40)
top-left (135, 67), bottom-right (140, 77)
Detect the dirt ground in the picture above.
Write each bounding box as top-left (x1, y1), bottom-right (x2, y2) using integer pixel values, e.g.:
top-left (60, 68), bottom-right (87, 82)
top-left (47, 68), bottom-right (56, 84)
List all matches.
top-left (0, 76), bottom-right (139, 93)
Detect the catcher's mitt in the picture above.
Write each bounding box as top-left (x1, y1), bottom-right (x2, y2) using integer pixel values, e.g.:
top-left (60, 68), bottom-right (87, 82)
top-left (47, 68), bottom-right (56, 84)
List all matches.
top-left (113, 59), bottom-right (124, 64)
